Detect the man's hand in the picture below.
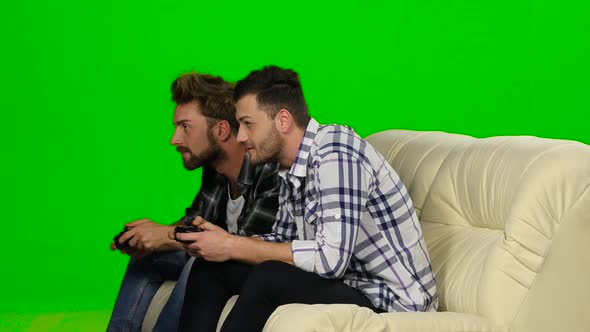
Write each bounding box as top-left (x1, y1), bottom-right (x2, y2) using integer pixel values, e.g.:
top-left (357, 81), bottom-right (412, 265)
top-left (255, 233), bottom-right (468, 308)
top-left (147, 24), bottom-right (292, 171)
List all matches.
top-left (114, 219), bottom-right (182, 254)
top-left (171, 216), bottom-right (294, 265)
top-left (172, 217), bottom-right (234, 261)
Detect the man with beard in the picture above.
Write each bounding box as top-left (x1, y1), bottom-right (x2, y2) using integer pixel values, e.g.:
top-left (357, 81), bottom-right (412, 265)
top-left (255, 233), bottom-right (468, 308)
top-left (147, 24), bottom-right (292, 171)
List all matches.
top-left (176, 66), bottom-right (437, 332)
top-left (107, 72), bottom-right (280, 332)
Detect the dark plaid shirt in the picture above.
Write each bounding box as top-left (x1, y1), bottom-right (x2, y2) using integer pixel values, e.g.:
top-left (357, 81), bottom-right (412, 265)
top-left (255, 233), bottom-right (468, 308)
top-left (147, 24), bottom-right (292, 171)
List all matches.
top-left (182, 152), bottom-right (280, 236)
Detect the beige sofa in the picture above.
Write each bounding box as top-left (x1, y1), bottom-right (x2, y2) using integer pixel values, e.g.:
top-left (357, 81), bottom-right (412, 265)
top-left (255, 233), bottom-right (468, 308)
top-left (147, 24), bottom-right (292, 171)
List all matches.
top-left (144, 130), bottom-right (590, 332)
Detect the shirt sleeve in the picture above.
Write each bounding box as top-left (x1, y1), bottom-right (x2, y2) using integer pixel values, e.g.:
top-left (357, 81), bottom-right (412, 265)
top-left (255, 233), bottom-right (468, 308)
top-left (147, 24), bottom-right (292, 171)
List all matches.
top-left (256, 177), bottom-right (299, 242)
top-left (292, 151), bottom-right (372, 279)
top-left (257, 215), bottom-right (298, 242)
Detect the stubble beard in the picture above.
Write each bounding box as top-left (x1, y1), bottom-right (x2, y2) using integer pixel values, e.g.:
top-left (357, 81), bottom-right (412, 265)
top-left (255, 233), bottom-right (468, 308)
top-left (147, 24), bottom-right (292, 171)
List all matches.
top-left (251, 126), bottom-right (283, 165)
top-left (182, 132), bottom-right (225, 170)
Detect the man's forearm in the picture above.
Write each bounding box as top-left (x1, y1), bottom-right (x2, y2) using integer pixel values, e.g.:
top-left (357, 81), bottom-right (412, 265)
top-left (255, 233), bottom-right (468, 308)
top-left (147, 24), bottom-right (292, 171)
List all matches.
top-left (228, 236), bottom-right (293, 265)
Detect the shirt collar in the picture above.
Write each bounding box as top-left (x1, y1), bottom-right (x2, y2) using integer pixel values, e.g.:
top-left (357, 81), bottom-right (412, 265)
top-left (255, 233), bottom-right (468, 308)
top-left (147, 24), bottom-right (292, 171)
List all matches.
top-left (237, 151), bottom-right (255, 188)
top-left (285, 118), bottom-right (320, 180)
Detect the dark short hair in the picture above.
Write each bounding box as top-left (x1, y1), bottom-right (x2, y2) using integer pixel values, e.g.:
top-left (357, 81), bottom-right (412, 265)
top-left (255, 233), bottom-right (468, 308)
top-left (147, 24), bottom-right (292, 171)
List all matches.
top-left (234, 66), bottom-right (311, 128)
top-left (171, 72), bottom-right (239, 133)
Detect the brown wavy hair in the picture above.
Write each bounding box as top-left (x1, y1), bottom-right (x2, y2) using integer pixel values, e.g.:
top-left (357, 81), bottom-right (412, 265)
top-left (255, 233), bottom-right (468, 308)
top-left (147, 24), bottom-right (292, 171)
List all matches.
top-left (171, 72), bottom-right (239, 133)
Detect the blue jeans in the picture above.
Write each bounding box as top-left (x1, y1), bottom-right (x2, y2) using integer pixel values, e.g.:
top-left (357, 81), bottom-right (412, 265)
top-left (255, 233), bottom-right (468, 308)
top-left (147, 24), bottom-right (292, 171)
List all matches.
top-left (107, 251), bottom-right (195, 332)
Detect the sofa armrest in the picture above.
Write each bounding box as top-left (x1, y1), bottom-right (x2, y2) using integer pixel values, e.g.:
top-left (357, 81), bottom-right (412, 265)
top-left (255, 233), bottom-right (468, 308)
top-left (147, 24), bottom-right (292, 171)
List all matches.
top-left (263, 304), bottom-right (508, 332)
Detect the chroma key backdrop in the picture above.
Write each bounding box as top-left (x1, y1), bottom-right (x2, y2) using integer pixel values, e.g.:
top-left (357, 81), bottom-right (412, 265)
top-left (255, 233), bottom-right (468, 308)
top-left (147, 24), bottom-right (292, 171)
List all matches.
top-left (0, 0), bottom-right (588, 330)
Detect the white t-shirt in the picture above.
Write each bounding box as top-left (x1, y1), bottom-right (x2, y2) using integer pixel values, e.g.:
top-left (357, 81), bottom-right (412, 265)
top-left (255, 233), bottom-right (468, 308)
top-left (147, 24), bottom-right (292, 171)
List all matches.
top-left (225, 183), bottom-right (245, 234)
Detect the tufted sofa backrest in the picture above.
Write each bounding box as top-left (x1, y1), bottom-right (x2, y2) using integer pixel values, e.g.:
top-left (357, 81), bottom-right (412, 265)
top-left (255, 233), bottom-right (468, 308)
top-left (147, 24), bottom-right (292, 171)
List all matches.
top-left (366, 130), bottom-right (590, 331)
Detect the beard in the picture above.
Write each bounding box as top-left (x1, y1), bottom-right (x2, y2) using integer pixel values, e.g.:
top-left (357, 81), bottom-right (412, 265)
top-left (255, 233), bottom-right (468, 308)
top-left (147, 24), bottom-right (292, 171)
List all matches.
top-left (178, 132), bottom-right (224, 170)
top-left (250, 126), bottom-right (283, 164)
top-left (182, 145), bottom-right (222, 170)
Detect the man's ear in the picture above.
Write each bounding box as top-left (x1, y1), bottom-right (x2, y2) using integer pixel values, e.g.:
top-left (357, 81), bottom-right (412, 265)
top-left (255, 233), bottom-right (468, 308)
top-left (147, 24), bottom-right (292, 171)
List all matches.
top-left (275, 109), bottom-right (292, 134)
top-left (214, 120), bottom-right (232, 142)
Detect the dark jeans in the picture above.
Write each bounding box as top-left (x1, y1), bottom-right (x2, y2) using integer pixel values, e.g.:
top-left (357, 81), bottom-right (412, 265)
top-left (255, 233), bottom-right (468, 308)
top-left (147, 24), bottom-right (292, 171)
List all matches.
top-left (179, 260), bottom-right (380, 332)
top-left (107, 251), bottom-right (193, 332)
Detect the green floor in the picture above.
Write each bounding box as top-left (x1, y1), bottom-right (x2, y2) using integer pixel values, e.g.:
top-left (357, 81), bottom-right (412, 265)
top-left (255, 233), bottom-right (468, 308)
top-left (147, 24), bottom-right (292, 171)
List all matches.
top-left (0, 310), bottom-right (111, 332)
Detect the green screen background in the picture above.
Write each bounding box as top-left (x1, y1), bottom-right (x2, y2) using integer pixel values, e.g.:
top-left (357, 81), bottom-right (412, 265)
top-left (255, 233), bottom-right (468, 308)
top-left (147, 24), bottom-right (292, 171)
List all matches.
top-left (1, 0), bottom-right (588, 330)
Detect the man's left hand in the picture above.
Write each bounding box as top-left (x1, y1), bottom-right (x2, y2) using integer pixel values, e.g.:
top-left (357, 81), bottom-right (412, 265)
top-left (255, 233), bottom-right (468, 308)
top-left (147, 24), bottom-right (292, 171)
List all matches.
top-left (175, 216), bottom-right (235, 262)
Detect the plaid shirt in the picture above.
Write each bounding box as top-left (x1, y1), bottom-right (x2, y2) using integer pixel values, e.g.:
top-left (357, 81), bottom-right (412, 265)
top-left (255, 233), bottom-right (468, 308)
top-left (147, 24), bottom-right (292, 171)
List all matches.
top-left (183, 153), bottom-right (280, 236)
top-left (259, 119), bottom-right (438, 312)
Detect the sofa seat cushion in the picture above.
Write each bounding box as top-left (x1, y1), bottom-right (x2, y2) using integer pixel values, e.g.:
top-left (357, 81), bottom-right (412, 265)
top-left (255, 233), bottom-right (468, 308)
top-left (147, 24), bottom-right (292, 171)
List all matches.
top-left (264, 303), bottom-right (507, 332)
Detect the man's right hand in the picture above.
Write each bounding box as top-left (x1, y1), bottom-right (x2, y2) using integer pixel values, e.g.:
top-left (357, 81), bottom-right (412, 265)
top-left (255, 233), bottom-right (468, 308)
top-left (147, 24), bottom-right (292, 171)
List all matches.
top-left (112, 219), bottom-right (183, 255)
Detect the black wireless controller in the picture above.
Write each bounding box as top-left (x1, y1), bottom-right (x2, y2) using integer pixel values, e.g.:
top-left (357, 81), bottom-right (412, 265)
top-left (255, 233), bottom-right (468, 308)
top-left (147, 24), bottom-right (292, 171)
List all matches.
top-left (174, 225), bottom-right (203, 244)
top-left (113, 227), bottom-right (131, 250)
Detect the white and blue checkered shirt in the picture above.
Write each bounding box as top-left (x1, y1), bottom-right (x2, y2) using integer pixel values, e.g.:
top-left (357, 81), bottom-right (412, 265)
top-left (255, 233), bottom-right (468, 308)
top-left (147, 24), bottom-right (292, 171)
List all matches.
top-left (259, 118), bottom-right (438, 312)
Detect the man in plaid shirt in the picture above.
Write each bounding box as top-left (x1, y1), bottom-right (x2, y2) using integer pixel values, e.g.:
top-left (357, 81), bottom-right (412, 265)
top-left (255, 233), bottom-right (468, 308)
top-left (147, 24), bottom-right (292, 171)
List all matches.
top-left (177, 66), bottom-right (437, 332)
top-left (107, 72), bottom-right (280, 332)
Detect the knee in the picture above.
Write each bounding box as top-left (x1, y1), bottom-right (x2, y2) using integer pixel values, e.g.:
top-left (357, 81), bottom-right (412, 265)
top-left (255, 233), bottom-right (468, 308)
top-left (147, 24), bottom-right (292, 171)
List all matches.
top-left (254, 260), bottom-right (292, 273)
top-left (244, 260), bottom-right (292, 290)
top-left (187, 260), bottom-right (221, 281)
top-left (128, 252), bottom-right (155, 266)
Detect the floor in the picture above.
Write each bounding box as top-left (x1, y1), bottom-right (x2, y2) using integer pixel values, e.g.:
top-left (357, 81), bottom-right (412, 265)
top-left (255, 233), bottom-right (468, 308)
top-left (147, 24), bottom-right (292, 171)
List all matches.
top-left (0, 309), bottom-right (111, 331)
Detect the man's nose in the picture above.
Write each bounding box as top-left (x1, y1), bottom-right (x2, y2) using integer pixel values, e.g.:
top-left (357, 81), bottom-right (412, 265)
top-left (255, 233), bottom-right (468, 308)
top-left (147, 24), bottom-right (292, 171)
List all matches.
top-left (236, 126), bottom-right (248, 143)
top-left (170, 129), bottom-right (182, 145)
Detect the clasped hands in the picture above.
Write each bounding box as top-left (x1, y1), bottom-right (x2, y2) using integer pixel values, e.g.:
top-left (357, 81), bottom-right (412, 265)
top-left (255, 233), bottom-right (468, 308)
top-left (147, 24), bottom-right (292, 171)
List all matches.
top-left (110, 218), bottom-right (179, 258)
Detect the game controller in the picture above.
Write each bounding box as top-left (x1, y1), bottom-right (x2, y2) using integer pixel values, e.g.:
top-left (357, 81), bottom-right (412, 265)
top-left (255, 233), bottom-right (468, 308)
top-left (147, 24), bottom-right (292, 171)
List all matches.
top-left (174, 225), bottom-right (203, 244)
top-left (113, 227), bottom-right (131, 250)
